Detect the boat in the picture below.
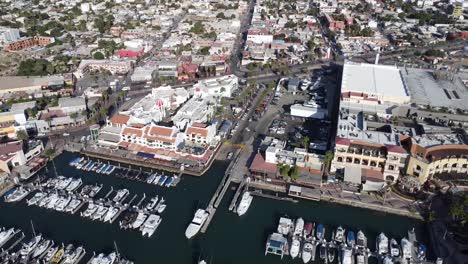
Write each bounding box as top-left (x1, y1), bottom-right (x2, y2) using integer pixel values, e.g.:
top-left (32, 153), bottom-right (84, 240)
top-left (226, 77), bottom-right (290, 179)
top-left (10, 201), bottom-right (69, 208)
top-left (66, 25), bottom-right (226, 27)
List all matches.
top-left (164, 177), bottom-right (175, 187)
top-left (319, 243), bottom-right (327, 260)
top-left (265, 233), bottom-right (289, 259)
top-left (38, 193), bottom-right (53, 207)
top-left (56, 177), bottom-right (72, 190)
top-left (158, 175), bottom-right (167, 186)
top-left (146, 174), bottom-right (156, 184)
top-left (119, 210), bottom-right (138, 230)
top-left (356, 253), bottom-right (365, 264)
top-left (401, 238), bottom-right (412, 261)
top-left (80, 185), bottom-right (92, 196)
top-left (55, 196), bottom-right (72, 212)
top-left (88, 184), bottom-right (103, 198)
top-left (92, 205), bottom-right (109, 221)
top-left (301, 242), bottom-right (313, 263)
top-left (96, 164), bottom-right (107, 174)
top-left (43, 246), bottom-right (59, 262)
top-left (88, 252), bottom-right (117, 264)
top-left (377, 232), bottom-right (389, 255)
top-left (32, 239), bottom-right (53, 258)
top-left (383, 256), bottom-right (394, 264)
top-left (68, 157), bottom-right (83, 166)
top-left (334, 226), bottom-right (345, 244)
top-left (75, 160), bottom-right (87, 169)
top-left (105, 165), bottom-right (116, 175)
top-left (145, 196), bottom-right (159, 211)
top-left (61, 244), bottom-right (75, 263)
top-left (65, 178), bottom-right (82, 192)
top-left (51, 247), bottom-right (64, 264)
top-left (157, 203), bottom-right (167, 214)
top-left (65, 198), bottom-right (83, 213)
top-left (341, 248), bottom-right (353, 264)
top-left (152, 174), bottom-right (161, 185)
top-left (132, 212), bottom-right (148, 229)
top-left (227, 152), bottom-right (233, 159)
top-left (390, 238), bottom-right (400, 257)
top-left (418, 244), bottom-right (426, 260)
top-left (0, 228), bottom-right (16, 247)
top-left (103, 206), bottom-right (120, 223)
top-left (81, 202), bottom-right (98, 218)
top-left (4, 186), bottom-right (30, 203)
top-left (357, 230), bottom-right (367, 249)
top-left (328, 246), bottom-right (336, 262)
top-left (303, 222), bottom-right (314, 239)
top-left (293, 218), bottom-right (304, 237)
top-left (19, 235), bottom-right (42, 256)
top-left (46, 193), bottom-right (60, 209)
top-left (185, 209), bottom-right (209, 239)
top-left (290, 237), bottom-right (300, 259)
top-left (316, 224), bottom-right (325, 240)
top-left (237, 191), bottom-right (253, 216)
top-left (112, 189), bottom-right (129, 203)
top-left (62, 246), bottom-right (85, 264)
top-left (141, 214), bottom-right (162, 237)
top-left (27, 192), bottom-right (46, 206)
top-left (277, 217), bottom-right (294, 236)
top-left (347, 230), bottom-right (355, 247)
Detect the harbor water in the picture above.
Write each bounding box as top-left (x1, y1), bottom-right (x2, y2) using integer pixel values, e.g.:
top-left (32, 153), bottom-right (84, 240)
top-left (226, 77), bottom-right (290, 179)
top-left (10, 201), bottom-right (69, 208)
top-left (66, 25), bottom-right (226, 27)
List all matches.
top-left (0, 152), bottom-right (430, 263)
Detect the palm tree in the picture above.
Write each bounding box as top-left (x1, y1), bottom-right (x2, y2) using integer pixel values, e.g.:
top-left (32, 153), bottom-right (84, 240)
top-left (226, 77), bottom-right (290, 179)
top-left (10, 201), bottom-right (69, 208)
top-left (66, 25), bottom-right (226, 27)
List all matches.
top-left (16, 130), bottom-right (29, 141)
top-left (44, 148), bottom-right (58, 176)
top-left (70, 112), bottom-right (78, 126)
top-left (302, 136), bottom-right (310, 151)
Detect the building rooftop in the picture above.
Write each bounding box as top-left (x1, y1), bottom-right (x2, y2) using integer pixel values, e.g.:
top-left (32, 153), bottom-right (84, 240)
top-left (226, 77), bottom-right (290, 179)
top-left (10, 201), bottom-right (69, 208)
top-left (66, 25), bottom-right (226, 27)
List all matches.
top-left (401, 67), bottom-right (468, 110)
top-left (341, 62), bottom-right (410, 103)
top-left (0, 75), bottom-right (64, 91)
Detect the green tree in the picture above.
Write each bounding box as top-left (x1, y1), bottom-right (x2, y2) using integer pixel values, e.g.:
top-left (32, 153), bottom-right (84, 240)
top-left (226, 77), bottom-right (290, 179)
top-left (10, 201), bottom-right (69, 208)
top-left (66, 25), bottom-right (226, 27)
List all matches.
top-left (290, 166), bottom-right (299, 181)
top-left (93, 51), bottom-right (105, 60)
top-left (324, 150), bottom-right (334, 167)
top-left (302, 136), bottom-right (310, 151)
top-left (16, 130), bottom-right (29, 141)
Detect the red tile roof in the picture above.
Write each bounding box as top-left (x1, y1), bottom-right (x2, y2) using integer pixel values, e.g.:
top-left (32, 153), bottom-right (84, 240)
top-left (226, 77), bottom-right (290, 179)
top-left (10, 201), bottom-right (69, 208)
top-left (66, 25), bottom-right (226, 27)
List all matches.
top-left (122, 127), bottom-right (143, 137)
top-left (186, 126), bottom-right (208, 137)
top-left (109, 114), bottom-right (130, 125)
top-left (335, 137), bottom-right (351, 146)
top-left (148, 125), bottom-right (174, 137)
top-left (249, 153), bottom-right (277, 174)
top-left (386, 145), bottom-right (407, 154)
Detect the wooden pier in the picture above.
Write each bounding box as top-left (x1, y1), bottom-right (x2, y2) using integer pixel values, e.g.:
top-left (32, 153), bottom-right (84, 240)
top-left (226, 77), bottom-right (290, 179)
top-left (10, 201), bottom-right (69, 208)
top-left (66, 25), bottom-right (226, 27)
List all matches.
top-left (104, 187), bottom-right (114, 199)
top-left (4, 232), bottom-right (24, 252)
top-left (228, 180), bottom-right (247, 212)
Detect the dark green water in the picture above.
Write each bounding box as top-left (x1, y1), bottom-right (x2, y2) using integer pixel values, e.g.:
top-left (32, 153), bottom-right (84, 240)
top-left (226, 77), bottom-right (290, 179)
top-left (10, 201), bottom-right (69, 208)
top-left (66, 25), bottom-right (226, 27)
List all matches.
top-left (0, 152), bottom-right (429, 264)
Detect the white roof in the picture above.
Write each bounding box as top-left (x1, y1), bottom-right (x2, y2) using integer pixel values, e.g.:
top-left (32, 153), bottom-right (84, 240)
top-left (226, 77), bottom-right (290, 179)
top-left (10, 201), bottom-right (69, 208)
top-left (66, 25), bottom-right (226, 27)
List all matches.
top-left (341, 62), bottom-right (409, 100)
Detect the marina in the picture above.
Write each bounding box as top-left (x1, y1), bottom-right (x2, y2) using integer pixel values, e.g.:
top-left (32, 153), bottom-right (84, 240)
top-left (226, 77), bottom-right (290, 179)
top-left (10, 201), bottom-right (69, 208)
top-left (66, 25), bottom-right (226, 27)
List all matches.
top-left (0, 152), bottom-right (430, 263)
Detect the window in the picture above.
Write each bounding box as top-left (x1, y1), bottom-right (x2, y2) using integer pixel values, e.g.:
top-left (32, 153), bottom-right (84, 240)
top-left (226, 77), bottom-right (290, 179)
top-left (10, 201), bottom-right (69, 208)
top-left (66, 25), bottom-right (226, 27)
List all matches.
top-left (452, 163), bottom-right (457, 168)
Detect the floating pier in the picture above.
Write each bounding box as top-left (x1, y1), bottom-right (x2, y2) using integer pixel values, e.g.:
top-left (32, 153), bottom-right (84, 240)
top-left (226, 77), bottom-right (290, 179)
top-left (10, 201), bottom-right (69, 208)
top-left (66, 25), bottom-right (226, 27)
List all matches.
top-left (228, 180), bottom-right (247, 212)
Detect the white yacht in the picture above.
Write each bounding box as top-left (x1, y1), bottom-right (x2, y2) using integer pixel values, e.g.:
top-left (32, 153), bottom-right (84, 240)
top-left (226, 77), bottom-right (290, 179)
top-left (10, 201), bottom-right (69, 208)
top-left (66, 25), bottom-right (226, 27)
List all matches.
top-left (236, 191), bottom-right (253, 216)
top-left (27, 192), bottom-right (46, 206)
top-left (141, 214), bottom-right (162, 237)
top-left (0, 228), bottom-right (16, 247)
top-left (334, 226), bottom-right (345, 244)
top-left (31, 239), bottom-right (52, 258)
top-left (4, 187), bottom-right (30, 203)
top-left (88, 252), bottom-right (117, 264)
top-left (19, 235), bottom-right (42, 256)
top-left (157, 203), bottom-right (167, 214)
top-left (377, 233), bottom-right (389, 255)
top-left (185, 209), bottom-right (209, 239)
top-left (38, 193), bottom-right (52, 208)
top-left (390, 238), bottom-right (400, 257)
top-left (46, 193), bottom-right (60, 209)
top-left (65, 178), bottom-right (82, 192)
top-left (103, 207), bottom-right (120, 223)
top-left (62, 246), bottom-right (86, 264)
top-left (301, 242), bottom-right (313, 263)
top-left (56, 177), bottom-right (73, 190)
top-left (401, 238), bottom-right (412, 262)
top-left (290, 237), bottom-right (300, 259)
top-left (145, 196), bottom-right (159, 211)
top-left (55, 196), bottom-right (72, 212)
top-left (43, 246), bottom-right (59, 262)
top-left (132, 212), bottom-right (148, 229)
top-left (341, 248), bottom-right (353, 264)
top-left (81, 202), bottom-right (98, 218)
top-left (356, 253), bottom-right (365, 264)
top-left (65, 198), bottom-right (82, 213)
top-left (293, 218), bottom-right (305, 236)
top-left (92, 205), bottom-right (109, 221)
top-left (277, 217), bottom-right (294, 235)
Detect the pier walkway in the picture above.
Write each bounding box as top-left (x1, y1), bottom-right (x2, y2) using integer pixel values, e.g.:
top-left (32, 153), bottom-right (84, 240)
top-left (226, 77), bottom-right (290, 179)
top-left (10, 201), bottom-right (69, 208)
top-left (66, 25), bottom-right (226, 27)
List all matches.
top-left (228, 180), bottom-right (247, 212)
top-left (201, 148), bottom-right (242, 233)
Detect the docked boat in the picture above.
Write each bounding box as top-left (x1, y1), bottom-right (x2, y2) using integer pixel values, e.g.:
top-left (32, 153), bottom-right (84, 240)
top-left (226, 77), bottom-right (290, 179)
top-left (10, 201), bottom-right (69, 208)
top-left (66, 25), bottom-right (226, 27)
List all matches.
top-left (164, 177), bottom-right (175, 187)
top-left (96, 164), bottom-right (107, 174)
top-left (328, 246), bottom-right (336, 262)
top-left (146, 174), bottom-right (157, 184)
top-left (390, 238), bottom-right (400, 257)
top-left (293, 218), bottom-right (304, 237)
top-left (357, 230), bottom-right (367, 249)
top-left (141, 214), bottom-right (162, 237)
top-left (301, 242), bottom-right (313, 263)
top-left (19, 235), bottom-right (42, 256)
top-left (303, 222), bottom-right (314, 239)
top-left (65, 178), bottom-right (82, 192)
top-left (92, 205), bottom-right (109, 221)
top-left (112, 189), bottom-right (129, 203)
top-left (4, 186), bottom-right (30, 203)
top-left (377, 232), bottom-right (389, 255)
top-left (88, 184), bottom-right (103, 198)
top-left (69, 157), bottom-right (83, 166)
top-left (418, 244), bottom-right (426, 261)
top-left (80, 185), bottom-right (92, 196)
top-left (341, 248), bottom-right (353, 264)
top-left (383, 256), bottom-right (394, 264)
top-left (237, 191), bottom-right (253, 216)
top-left (38, 193), bottom-right (53, 208)
top-left (56, 177), bottom-right (73, 190)
top-left (55, 195), bottom-right (72, 211)
top-left (356, 253), bottom-right (365, 264)
top-left (88, 252), bottom-right (117, 264)
top-left (51, 247), bottom-right (64, 264)
top-left (0, 228), bottom-right (16, 247)
top-left (46, 193), bottom-right (60, 209)
top-left (132, 212), bottom-right (148, 229)
top-left (347, 230), bottom-right (356, 247)
top-left (290, 237), bottom-right (300, 259)
top-left (43, 246), bottom-right (59, 263)
top-left (105, 165), bottom-right (116, 174)
top-left (103, 206), bottom-right (120, 223)
top-left (81, 202), bottom-right (98, 218)
top-left (152, 174), bottom-right (161, 185)
top-left (158, 175), bottom-right (167, 186)
top-left (157, 203), bottom-right (167, 214)
top-left (145, 196), bottom-right (159, 211)
top-left (334, 226), bottom-right (345, 244)
top-left (316, 224), bottom-right (325, 241)
top-left (65, 198), bottom-right (83, 213)
top-left (62, 245), bottom-right (86, 264)
top-left (27, 192), bottom-right (46, 206)
top-left (31, 239), bottom-right (52, 258)
top-left (61, 244), bottom-right (75, 261)
top-left (401, 238), bottom-right (412, 262)
top-left (119, 210), bottom-right (138, 230)
top-left (319, 243), bottom-right (327, 260)
top-left (75, 160), bottom-right (87, 169)
top-left (185, 209), bottom-right (209, 239)
top-left (277, 217), bottom-right (294, 236)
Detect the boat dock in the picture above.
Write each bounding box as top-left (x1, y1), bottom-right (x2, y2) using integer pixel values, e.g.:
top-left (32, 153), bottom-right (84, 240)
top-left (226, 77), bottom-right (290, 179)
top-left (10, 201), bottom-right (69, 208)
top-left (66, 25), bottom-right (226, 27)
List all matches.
top-left (104, 187), bottom-right (114, 199)
top-left (228, 180), bottom-right (247, 212)
top-left (201, 149), bottom-right (241, 233)
top-left (251, 189), bottom-right (298, 203)
top-left (135, 193), bottom-right (146, 207)
top-left (3, 232), bottom-right (24, 252)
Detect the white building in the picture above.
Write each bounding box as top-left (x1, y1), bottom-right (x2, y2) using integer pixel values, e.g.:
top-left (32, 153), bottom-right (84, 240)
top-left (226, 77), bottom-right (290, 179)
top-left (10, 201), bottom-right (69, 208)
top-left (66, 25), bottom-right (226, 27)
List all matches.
top-left (0, 28), bottom-right (20, 45)
top-left (290, 101), bottom-right (327, 119)
top-left (193, 74), bottom-right (238, 98)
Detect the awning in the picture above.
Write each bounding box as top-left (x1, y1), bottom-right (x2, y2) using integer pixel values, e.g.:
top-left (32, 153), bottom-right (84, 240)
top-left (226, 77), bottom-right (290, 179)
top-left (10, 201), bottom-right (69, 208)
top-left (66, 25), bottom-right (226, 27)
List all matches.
top-left (344, 167), bottom-right (362, 184)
